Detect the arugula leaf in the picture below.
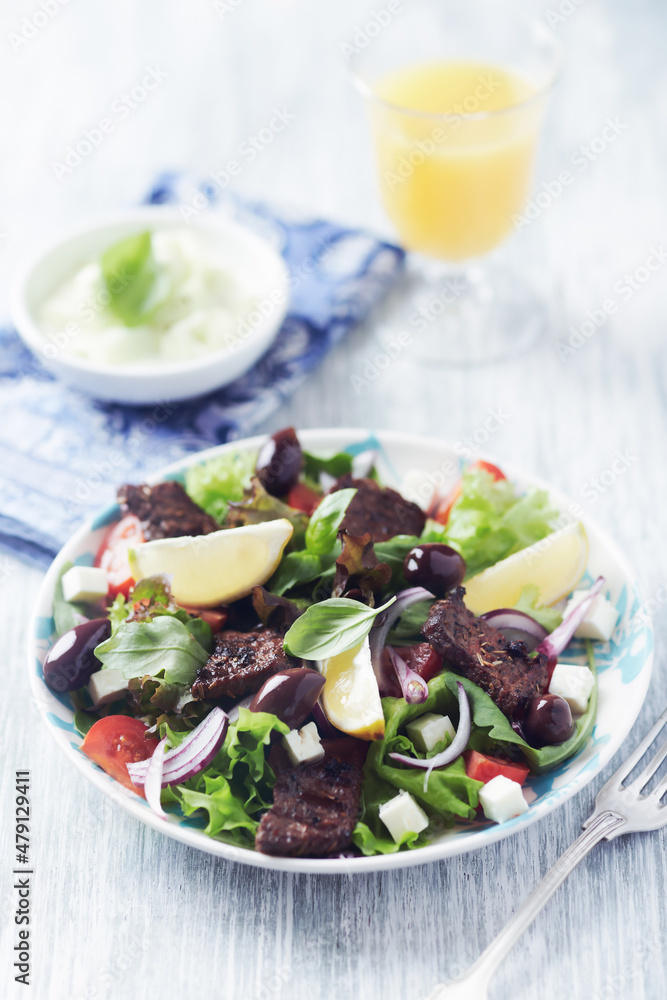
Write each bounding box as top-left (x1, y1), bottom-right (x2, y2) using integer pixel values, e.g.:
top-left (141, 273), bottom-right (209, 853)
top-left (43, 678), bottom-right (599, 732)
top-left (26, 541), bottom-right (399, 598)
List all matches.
top-left (52, 562), bottom-right (89, 636)
top-left (101, 231), bottom-right (169, 327)
top-left (386, 599), bottom-right (433, 645)
top-left (513, 584), bottom-right (562, 632)
top-left (185, 450), bottom-right (257, 524)
top-left (444, 467), bottom-right (559, 578)
top-left (444, 643), bottom-right (597, 772)
top-left (303, 450), bottom-right (353, 482)
top-left (283, 596), bottom-right (395, 660)
top-left (305, 487), bottom-right (356, 555)
top-left (108, 593), bottom-right (130, 632)
top-left (94, 616), bottom-right (209, 686)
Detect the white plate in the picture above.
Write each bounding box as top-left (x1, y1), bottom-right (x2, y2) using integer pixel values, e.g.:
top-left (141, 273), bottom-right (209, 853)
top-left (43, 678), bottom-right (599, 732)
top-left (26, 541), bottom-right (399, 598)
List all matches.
top-left (29, 429), bottom-right (654, 873)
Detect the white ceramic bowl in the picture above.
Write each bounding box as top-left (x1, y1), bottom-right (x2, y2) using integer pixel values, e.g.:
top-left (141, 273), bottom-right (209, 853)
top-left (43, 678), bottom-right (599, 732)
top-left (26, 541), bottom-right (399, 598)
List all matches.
top-left (28, 429), bottom-right (654, 873)
top-left (11, 207), bottom-right (289, 405)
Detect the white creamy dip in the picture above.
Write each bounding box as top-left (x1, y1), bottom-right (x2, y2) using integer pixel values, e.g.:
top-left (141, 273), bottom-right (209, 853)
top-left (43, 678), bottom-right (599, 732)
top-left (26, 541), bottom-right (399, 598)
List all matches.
top-left (38, 227), bottom-right (263, 366)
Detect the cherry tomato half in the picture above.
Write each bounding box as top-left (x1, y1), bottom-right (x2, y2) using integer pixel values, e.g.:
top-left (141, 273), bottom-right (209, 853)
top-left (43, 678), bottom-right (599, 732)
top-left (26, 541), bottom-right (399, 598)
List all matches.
top-left (464, 750), bottom-right (529, 786)
top-left (95, 515), bottom-right (144, 598)
top-left (287, 482), bottom-right (322, 516)
top-left (81, 716), bottom-right (159, 794)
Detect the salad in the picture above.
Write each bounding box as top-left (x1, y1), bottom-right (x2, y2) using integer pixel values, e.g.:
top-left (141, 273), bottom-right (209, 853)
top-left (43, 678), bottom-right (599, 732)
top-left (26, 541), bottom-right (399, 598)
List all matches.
top-left (42, 427), bottom-right (620, 858)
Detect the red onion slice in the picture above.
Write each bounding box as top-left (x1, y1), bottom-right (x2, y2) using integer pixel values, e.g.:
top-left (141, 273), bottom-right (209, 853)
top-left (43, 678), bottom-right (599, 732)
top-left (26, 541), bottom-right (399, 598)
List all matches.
top-left (127, 707), bottom-right (229, 788)
top-left (388, 681), bottom-right (471, 792)
top-left (369, 586), bottom-right (435, 687)
top-left (537, 576), bottom-right (605, 660)
top-left (144, 736), bottom-right (168, 819)
top-left (386, 646), bottom-right (429, 704)
top-left (311, 699), bottom-right (339, 739)
top-left (481, 608), bottom-right (548, 653)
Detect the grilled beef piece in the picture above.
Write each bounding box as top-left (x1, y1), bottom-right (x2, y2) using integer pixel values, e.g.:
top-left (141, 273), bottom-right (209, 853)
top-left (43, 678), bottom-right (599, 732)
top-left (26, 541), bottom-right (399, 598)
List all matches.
top-left (255, 740), bottom-right (366, 857)
top-left (191, 628), bottom-right (296, 701)
top-left (118, 481), bottom-right (218, 541)
top-left (330, 474), bottom-right (426, 542)
top-left (421, 587), bottom-right (549, 720)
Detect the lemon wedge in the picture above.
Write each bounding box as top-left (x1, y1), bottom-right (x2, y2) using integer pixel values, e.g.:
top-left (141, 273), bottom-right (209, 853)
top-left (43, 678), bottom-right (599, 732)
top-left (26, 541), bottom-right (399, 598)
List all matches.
top-left (319, 636), bottom-right (385, 741)
top-left (463, 521), bottom-right (589, 615)
top-left (128, 518), bottom-right (293, 608)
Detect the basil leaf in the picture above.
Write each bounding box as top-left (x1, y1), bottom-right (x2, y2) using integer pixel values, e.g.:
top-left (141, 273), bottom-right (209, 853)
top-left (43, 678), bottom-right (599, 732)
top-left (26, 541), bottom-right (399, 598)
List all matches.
top-left (268, 550), bottom-right (324, 596)
top-left (94, 616), bottom-right (209, 686)
top-left (101, 230), bottom-right (169, 327)
top-left (305, 488), bottom-right (356, 555)
top-left (303, 450), bottom-right (353, 482)
top-left (283, 596), bottom-right (394, 660)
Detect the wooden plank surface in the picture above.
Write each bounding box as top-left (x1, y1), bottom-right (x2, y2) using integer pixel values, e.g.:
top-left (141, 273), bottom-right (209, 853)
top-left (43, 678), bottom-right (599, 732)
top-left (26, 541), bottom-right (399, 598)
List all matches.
top-left (1, 1), bottom-right (666, 997)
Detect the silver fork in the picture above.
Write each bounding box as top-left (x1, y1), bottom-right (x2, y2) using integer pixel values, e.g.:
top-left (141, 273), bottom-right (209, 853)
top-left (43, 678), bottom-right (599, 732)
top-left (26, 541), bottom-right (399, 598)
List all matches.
top-left (426, 707), bottom-right (667, 1000)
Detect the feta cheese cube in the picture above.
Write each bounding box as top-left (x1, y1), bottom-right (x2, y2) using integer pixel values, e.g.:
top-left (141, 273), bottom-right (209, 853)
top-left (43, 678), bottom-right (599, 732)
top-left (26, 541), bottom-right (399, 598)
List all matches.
top-left (406, 713), bottom-right (456, 752)
top-left (478, 775), bottom-right (529, 824)
top-left (378, 790), bottom-right (430, 843)
top-left (282, 722), bottom-right (325, 767)
top-left (87, 668), bottom-right (127, 708)
top-left (549, 662), bottom-right (595, 714)
top-left (563, 589), bottom-right (619, 642)
top-left (62, 565), bottom-right (108, 604)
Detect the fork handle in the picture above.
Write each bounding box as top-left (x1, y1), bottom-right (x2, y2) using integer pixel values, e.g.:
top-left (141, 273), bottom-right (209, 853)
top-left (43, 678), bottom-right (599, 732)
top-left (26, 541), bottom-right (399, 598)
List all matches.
top-left (427, 811), bottom-right (626, 999)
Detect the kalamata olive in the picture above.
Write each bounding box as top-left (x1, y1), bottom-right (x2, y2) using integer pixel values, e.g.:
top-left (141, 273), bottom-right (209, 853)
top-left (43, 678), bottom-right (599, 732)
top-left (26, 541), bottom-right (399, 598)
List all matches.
top-left (43, 618), bottom-right (112, 693)
top-left (256, 427), bottom-right (302, 497)
top-left (523, 694), bottom-right (574, 746)
top-left (249, 668), bottom-right (325, 730)
top-left (403, 543), bottom-right (466, 596)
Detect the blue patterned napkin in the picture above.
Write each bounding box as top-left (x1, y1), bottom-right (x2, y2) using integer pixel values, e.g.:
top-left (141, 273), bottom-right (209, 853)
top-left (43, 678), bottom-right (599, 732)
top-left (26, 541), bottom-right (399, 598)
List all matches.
top-left (0, 174), bottom-right (404, 565)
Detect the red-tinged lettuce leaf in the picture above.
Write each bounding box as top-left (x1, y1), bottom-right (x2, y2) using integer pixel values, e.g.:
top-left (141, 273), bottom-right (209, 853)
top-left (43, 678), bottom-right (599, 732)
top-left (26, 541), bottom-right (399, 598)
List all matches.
top-left (332, 532), bottom-right (392, 605)
top-left (226, 477), bottom-right (308, 541)
top-left (251, 585), bottom-right (305, 629)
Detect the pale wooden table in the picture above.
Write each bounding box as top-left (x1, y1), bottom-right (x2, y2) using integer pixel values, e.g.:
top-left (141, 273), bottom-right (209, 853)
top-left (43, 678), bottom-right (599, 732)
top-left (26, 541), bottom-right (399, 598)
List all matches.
top-left (1, 1), bottom-right (666, 998)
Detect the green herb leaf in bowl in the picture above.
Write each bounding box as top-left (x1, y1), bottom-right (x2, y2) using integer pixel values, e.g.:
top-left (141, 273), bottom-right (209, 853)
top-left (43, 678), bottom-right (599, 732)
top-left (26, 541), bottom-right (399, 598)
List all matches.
top-left (101, 230), bottom-right (170, 327)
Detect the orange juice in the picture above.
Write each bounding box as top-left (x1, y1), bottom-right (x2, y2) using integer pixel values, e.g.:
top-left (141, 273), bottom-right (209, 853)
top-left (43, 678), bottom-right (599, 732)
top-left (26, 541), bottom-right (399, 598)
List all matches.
top-left (369, 61), bottom-right (542, 260)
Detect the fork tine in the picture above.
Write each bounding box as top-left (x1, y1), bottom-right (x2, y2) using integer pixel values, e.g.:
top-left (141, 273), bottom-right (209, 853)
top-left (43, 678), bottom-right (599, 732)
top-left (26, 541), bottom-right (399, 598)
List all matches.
top-left (609, 707), bottom-right (667, 786)
top-left (626, 735), bottom-right (667, 793)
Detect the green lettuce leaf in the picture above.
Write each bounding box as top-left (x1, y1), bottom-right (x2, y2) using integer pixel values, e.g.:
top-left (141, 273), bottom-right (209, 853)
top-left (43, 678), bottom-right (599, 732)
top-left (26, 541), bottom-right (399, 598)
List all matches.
top-left (513, 584), bottom-right (563, 632)
top-left (184, 449), bottom-right (257, 524)
top-left (355, 674), bottom-right (483, 854)
top-left (94, 615), bottom-right (209, 685)
top-left (171, 709), bottom-right (289, 840)
top-left (445, 467), bottom-right (559, 578)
